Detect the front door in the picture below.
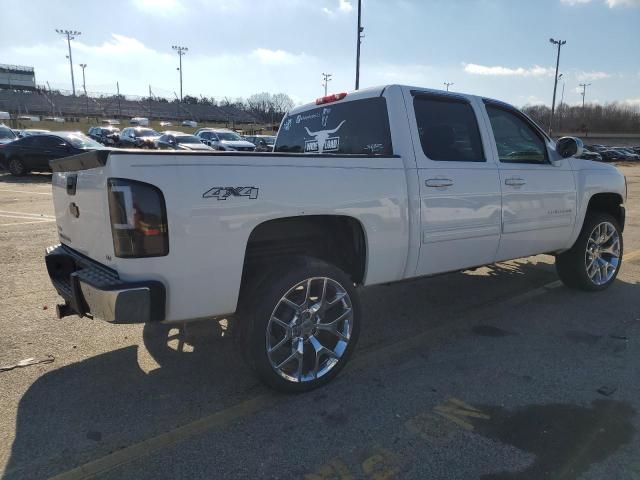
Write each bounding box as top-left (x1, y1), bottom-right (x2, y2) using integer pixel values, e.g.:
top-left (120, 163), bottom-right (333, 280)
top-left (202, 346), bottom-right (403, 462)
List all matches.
top-left (482, 101), bottom-right (577, 261)
top-left (406, 90), bottom-right (502, 276)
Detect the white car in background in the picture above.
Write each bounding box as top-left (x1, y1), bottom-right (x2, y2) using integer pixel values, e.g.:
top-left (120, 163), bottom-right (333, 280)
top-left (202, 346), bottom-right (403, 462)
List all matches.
top-left (194, 128), bottom-right (256, 151)
top-left (181, 120), bottom-right (197, 127)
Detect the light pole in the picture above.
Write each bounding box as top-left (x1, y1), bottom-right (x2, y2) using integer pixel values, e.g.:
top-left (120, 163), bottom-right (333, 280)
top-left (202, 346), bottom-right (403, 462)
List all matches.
top-left (558, 74), bottom-right (565, 132)
top-left (579, 83), bottom-right (591, 109)
top-left (322, 73), bottom-right (332, 96)
top-left (355, 0), bottom-right (363, 90)
top-left (172, 45), bottom-right (188, 102)
top-left (56, 29), bottom-right (81, 96)
top-left (79, 63), bottom-right (88, 115)
top-left (444, 82), bottom-right (454, 92)
top-left (79, 63), bottom-right (87, 94)
top-left (548, 38), bottom-right (566, 135)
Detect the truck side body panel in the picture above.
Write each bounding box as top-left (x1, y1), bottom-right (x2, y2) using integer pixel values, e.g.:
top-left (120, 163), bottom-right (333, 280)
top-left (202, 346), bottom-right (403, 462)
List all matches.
top-left (58, 152), bottom-right (410, 322)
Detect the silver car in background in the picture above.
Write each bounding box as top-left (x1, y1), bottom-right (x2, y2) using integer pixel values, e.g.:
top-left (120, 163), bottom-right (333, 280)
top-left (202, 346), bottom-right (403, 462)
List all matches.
top-left (194, 128), bottom-right (256, 151)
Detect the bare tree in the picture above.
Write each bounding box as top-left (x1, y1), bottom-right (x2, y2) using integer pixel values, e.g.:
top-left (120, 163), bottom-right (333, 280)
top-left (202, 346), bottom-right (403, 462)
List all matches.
top-left (246, 92), bottom-right (295, 122)
top-left (523, 102), bottom-right (640, 134)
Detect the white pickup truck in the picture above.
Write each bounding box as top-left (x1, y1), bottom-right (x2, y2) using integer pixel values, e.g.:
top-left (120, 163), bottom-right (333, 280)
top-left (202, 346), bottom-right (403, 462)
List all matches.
top-left (45, 85), bottom-right (626, 392)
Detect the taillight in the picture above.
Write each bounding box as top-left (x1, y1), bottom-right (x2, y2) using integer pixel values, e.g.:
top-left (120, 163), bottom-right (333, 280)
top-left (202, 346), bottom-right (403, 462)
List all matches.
top-left (107, 178), bottom-right (168, 258)
top-left (315, 92), bottom-right (347, 105)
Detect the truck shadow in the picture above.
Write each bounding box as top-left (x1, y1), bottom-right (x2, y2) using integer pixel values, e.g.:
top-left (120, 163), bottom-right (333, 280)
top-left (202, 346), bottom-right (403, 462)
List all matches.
top-left (0, 172), bottom-right (52, 184)
top-left (4, 257), bottom-right (632, 479)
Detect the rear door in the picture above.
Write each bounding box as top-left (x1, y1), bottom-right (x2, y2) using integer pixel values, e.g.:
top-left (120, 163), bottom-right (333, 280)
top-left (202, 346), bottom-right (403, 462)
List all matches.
top-left (482, 101), bottom-right (577, 261)
top-left (406, 91), bottom-right (502, 276)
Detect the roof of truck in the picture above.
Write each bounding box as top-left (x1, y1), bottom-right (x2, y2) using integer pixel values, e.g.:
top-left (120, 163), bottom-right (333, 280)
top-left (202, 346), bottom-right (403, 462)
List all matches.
top-left (286, 84), bottom-right (497, 116)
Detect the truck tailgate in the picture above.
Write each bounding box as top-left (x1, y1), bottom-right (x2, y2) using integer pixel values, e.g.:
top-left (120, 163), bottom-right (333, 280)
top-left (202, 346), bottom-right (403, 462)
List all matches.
top-left (51, 151), bottom-right (114, 264)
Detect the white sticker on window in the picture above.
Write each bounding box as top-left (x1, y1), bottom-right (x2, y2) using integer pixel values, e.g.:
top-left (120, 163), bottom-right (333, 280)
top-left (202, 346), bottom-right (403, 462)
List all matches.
top-left (304, 120), bottom-right (346, 153)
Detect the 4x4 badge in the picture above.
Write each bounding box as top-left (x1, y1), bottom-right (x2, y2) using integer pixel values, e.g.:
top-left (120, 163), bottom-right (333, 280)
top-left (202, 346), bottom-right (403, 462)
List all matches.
top-left (203, 187), bottom-right (259, 201)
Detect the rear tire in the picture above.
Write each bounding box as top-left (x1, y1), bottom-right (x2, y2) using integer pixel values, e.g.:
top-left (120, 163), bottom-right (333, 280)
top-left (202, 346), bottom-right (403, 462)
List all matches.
top-left (238, 256), bottom-right (361, 393)
top-left (8, 157), bottom-right (27, 176)
top-left (556, 212), bottom-right (623, 291)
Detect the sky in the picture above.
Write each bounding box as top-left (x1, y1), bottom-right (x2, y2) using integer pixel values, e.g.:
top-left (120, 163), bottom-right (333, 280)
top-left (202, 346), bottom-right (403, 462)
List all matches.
top-left (0, 0), bottom-right (638, 108)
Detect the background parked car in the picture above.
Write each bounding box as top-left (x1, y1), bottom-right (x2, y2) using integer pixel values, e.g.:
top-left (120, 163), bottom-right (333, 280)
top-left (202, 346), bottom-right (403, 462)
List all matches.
top-left (194, 128), bottom-right (256, 151)
top-left (578, 149), bottom-right (602, 162)
top-left (599, 149), bottom-right (624, 162)
top-left (156, 131), bottom-right (214, 151)
top-left (129, 117), bottom-right (149, 127)
top-left (0, 132), bottom-right (104, 176)
top-left (118, 127), bottom-right (160, 148)
top-left (181, 120), bottom-right (198, 127)
top-left (614, 147), bottom-right (640, 161)
top-left (245, 135), bottom-right (276, 152)
top-left (88, 126), bottom-right (121, 146)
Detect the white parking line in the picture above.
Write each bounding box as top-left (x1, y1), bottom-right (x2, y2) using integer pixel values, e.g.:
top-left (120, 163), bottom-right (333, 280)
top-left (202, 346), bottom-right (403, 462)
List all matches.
top-left (0, 220), bottom-right (55, 227)
top-left (0, 210), bottom-right (55, 219)
top-left (0, 188), bottom-right (52, 196)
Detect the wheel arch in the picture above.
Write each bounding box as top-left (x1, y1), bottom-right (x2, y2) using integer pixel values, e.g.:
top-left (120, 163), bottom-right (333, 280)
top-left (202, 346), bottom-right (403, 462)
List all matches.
top-left (241, 214), bottom-right (368, 287)
top-left (586, 192), bottom-right (625, 231)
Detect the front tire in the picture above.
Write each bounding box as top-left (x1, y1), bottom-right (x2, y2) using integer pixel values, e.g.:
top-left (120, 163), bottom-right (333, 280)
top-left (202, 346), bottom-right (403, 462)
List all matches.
top-left (8, 157), bottom-right (27, 176)
top-left (556, 212), bottom-right (623, 291)
top-left (239, 257), bottom-right (361, 393)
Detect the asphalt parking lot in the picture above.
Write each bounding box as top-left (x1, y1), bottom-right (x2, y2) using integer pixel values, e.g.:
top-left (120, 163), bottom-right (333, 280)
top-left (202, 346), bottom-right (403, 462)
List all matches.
top-left (1, 165), bottom-right (639, 480)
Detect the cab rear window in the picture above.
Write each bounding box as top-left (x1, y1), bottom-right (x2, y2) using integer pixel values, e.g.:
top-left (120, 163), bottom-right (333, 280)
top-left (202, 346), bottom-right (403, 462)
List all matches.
top-left (274, 97), bottom-right (393, 155)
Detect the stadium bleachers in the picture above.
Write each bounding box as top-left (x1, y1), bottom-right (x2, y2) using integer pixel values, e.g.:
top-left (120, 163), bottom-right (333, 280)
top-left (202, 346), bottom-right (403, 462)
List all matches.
top-left (0, 88), bottom-right (257, 123)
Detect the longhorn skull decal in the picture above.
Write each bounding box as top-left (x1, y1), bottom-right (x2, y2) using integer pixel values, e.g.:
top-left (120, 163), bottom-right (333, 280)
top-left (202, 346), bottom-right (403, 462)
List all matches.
top-left (304, 120), bottom-right (346, 153)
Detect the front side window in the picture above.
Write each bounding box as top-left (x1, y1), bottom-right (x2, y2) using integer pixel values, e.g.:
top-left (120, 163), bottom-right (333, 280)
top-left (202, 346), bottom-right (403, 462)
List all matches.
top-left (485, 104), bottom-right (548, 164)
top-left (413, 95), bottom-right (485, 162)
top-left (58, 133), bottom-right (104, 149)
top-left (19, 137), bottom-right (38, 147)
top-left (275, 97), bottom-right (393, 155)
top-left (40, 136), bottom-right (66, 148)
top-left (135, 128), bottom-right (159, 137)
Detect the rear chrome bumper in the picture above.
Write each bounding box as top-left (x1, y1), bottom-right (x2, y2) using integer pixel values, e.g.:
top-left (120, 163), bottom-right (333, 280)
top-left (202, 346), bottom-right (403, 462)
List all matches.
top-left (45, 244), bottom-right (165, 323)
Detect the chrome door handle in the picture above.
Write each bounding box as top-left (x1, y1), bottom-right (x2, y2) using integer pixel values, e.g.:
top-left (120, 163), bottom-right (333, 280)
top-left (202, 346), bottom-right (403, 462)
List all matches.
top-left (425, 178), bottom-right (454, 188)
top-left (505, 177), bottom-right (526, 186)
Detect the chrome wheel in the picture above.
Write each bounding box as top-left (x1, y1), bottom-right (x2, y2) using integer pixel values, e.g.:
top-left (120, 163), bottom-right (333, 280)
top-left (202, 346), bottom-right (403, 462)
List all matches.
top-left (585, 221), bottom-right (620, 286)
top-left (266, 277), bottom-right (353, 383)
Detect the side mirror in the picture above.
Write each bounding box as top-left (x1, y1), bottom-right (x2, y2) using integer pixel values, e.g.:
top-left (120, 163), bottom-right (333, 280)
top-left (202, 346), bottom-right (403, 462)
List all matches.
top-left (556, 136), bottom-right (583, 159)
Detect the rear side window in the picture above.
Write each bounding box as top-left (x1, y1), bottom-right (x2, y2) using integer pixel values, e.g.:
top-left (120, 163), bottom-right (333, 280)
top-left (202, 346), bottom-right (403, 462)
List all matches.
top-left (413, 95), bottom-right (485, 162)
top-left (274, 97), bottom-right (393, 155)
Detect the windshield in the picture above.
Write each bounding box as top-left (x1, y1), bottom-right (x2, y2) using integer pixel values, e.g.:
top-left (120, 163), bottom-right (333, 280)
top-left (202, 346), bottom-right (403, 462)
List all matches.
top-left (0, 127), bottom-right (16, 140)
top-left (135, 129), bottom-right (159, 137)
top-left (262, 136), bottom-right (276, 145)
top-left (58, 133), bottom-right (105, 149)
top-left (216, 131), bottom-right (242, 141)
top-left (176, 135), bottom-right (202, 144)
